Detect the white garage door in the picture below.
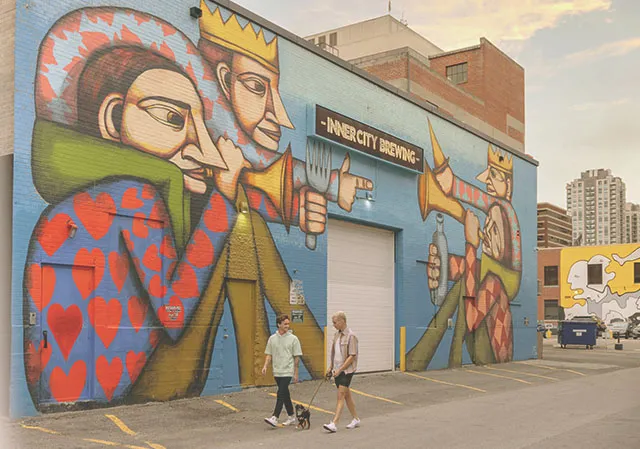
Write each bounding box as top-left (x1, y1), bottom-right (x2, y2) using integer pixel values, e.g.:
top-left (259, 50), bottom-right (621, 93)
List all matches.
top-left (327, 219), bottom-right (395, 373)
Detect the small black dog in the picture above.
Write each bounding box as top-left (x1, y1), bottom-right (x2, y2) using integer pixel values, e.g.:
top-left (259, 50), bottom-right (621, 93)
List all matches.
top-left (295, 403), bottom-right (311, 430)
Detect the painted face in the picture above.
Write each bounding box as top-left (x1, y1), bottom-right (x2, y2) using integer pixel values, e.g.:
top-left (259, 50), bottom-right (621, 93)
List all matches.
top-left (119, 69), bottom-right (227, 194)
top-left (278, 318), bottom-right (290, 333)
top-left (226, 53), bottom-right (293, 151)
top-left (477, 166), bottom-right (510, 199)
top-left (482, 205), bottom-right (506, 260)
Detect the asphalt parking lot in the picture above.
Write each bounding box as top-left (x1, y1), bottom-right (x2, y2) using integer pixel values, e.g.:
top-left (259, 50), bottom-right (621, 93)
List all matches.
top-left (6, 337), bottom-right (640, 449)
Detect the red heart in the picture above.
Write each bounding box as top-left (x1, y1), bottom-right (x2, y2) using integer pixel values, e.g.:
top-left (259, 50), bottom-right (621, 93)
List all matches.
top-left (158, 296), bottom-right (184, 329)
top-left (37, 213), bottom-right (72, 256)
top-left (149, 275), bottom-right (167, 299)
top-left (49, 360), bottom-right (86, 403)
top-left (73, 192), bottom-right (116, 241)
top-left (149, 329), bottom-right (162, 349)
top-left (25, 340), bottom-right (52, 385)
top-left (186, 230), bottom-right (214, 269)
top-left (108, 252), bottom-right (129, 293)
top-left (126, 351), bottom-right (147, 383)
top-left (127, 296), bottom-right (148, 332)
top-left (141, 184), bottom-right (156, 200)
top-left (72, 248), bottom-right (105, 299)
top-left (161, 235), bottom-right (176, 259)
top-left (172, 264), bottom-right (199, 299)
top-left (131, 258), bottom-right (146, 284)
top-left (121, 187), bottom-right (144, 210)
top-left (204, 193), bottom-right (228, 233)
top-left (47, 304), bottom-right (83, 361)
top-left (147, 201), bottom-right (167, 228)
top-left (122, 229), bottom-right (135, 252)
top-left (88, 297), bottom-right (122, 349)
top-left (96, 355), bottom-right (123, 401)
top-left (142, 244), bottom-right (162, 272)
top-left (27, 264), bottom-right (56, 312)
top-left (132, 213), bottom-right (149, 239)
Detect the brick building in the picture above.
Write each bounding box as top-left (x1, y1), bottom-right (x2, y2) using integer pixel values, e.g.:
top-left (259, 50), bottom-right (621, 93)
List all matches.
top-left (3, 0), bottom-right (537, 417)
top-left (306, 15), bottom-right (525, 153)
top-left (537, 248), bottom-right (562, 322)
top-left (537, 202), bottom-right (572, 248)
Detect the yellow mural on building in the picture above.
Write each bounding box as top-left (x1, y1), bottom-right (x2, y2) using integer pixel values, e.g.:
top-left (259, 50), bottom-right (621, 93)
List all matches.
top-left (560, 243), bottom-right (640, 324)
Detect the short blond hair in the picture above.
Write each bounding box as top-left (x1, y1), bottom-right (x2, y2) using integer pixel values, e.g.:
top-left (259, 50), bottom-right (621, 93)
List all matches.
top-left (332, 311), bottom-right (347, 323)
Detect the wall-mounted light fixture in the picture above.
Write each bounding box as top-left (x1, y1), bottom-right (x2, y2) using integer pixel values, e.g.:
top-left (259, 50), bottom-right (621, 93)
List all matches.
top-left (238, 201), bottom-right (249, 214)
top-left (356, 192), bottom-right (375, 202)
top-left (190, 7), bottom-right (202, 19)
top-left (67, 220), bottom-right (78, 239)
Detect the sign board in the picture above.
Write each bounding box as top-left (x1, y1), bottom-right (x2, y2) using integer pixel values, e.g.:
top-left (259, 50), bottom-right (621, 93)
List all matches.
top-left (289, 279), bottom-right (305, 305)
top-left (314, 105), bottom-right (424, 172)
top-left (291, 310), bottom-right (304, 323)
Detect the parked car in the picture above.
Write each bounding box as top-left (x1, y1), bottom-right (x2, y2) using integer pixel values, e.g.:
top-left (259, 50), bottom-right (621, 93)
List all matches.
top-left (571, 315), bottom-right (607, 336)
top-left (628, 321), bottom-right (640, 339)
top-left (608, 318), bottom-right (630, 339)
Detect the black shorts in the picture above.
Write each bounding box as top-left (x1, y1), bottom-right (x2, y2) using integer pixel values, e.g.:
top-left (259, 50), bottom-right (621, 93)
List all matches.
top-left (334, 372), bottom-right (354, 388)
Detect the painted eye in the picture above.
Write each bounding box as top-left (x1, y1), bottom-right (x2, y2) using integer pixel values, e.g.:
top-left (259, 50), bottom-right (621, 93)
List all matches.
top-left (145, 105), bottom-right (186, 130)
top-left (239, 77), bottom-right (267, 96)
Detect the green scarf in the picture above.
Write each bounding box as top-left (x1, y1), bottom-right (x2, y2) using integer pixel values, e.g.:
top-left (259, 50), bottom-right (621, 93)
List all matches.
top-left (31, 120), bottom-right (191, 251)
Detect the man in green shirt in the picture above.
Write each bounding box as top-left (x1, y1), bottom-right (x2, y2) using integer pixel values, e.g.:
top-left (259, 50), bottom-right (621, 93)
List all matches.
top-left (263, 315), bottom-right (303, 427)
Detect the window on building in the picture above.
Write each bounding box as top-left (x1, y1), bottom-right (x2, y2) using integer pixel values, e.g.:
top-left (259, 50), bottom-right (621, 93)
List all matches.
top-left (329, 32), bottom-right (338, 46)
top-left (446, 62), bottom-right (468, 84)
top-left (544, 266), bottom-right (559, 286)
top-left (544, 300), bottom-right (564, 320)
top-left (318, 35), bottom-right (326, 45)
top-left (635, 262), bottom-right (640, 283)
top-left (587, 263), bottom-right (603, 285)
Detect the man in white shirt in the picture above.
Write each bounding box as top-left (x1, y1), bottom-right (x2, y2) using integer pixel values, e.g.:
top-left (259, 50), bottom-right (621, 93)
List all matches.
top-left (263, 314), bottom-right (303, 427)
top-left (324, 311), bottom-right (360, 432)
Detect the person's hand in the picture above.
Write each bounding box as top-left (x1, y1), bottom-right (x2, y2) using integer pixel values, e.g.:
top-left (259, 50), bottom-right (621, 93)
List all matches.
top-left (261, 366), bottom-right (267, 376)
top-left (337, 154), bottom-right (373, 212)
top-left (464, 209), bottom-right (481, 248)
top-left (332, 368), bottom-right (342, 378)
top-left (434, 163), bottom-right (454, 196)
top-left (427, 243), bottom-right (441, 290)
top-left (293, 373), bottom-right (299, 384)
top-left (213, 136), bottom-right (251, 201)
top-left (325, 369), bottom-right (333, 379)
top-left (299, 186), bottom-right (327, 235)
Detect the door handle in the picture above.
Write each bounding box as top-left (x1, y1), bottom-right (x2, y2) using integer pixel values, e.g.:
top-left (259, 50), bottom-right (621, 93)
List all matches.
top-left (43, 330), bottom-right (48, 349)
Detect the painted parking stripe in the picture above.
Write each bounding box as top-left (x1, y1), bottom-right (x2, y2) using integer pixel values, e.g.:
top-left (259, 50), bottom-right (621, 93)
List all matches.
top-left (144, 443), bottom-right (167, 449)
top-left (20, 424), bottom-right (60, 435)
top-left (215, 399), bottom-right (240, 412)
top-left (349, 388), bottom-right (403, 405)
top-left (105, 414), bottom-right (137, 436)
top-left (268, 393), bottom-right (333, 415)
top-left (403, 372), bottom-right (487, 393)
top-left (464, 368), bottom-right (533, 385)
top-left (519, 361), bottom-right (586, 376)
top-left (485, 365), bottom-right (559, 381)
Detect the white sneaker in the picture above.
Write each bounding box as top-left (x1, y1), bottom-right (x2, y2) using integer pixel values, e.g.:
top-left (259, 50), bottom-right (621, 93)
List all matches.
top-left (346, 418), bottom-right (360, 429)
top-left (264, 416), bottom-right (278, 427)
top-left (283, 415), bottom-right (296, 426)
top-left (323, 422), bottom-right (337, 433)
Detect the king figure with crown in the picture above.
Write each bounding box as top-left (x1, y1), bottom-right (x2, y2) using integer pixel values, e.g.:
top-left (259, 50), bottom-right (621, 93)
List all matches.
top-left (407, 123), bottom-right (522, 370)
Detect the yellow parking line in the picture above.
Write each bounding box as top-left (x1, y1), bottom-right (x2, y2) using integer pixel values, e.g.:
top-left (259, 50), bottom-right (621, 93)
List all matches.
top-left (144, 443), bottom-right (167, 449)
top-left (485, 366), bottom-right (559, 381)
top-left (464, 368), bottom-right (533, 385)
top-left (349, 388), bottom-right (403, 405)
top-left (105, 414), bottom-right (137, 436)
top-left (20, 424), bottom-right (60, 435)
top-left (215, 399), bottom-right (240, 412)
top-left (404, 372), bottom-right (486, 393)
top-left (519, 361), bottom-right (586, 376)
top-left (82, 439), bottom-right (120, 447)
top-left (269, 393), bottom-right (333, 415)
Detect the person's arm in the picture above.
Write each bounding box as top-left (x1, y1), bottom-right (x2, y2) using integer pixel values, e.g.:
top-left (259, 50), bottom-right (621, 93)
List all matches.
top-left (293, 337), bottom-right (302, 382)
top-left (333, 355), bottom-right (355, 376)
top-left (262, 338), bottom-right (272, 376)
top-left (293, 356), bottom-right (300, 383)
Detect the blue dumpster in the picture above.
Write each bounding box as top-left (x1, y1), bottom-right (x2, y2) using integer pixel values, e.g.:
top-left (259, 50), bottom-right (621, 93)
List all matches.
top-left (558, 320), bottom-right (597, 349)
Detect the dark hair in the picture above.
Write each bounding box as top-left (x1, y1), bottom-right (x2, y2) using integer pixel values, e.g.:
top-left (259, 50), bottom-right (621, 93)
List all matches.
top-left (76, 47), bottom-right (182, 138)
top-left (276, 314), bottom-right (290, 326)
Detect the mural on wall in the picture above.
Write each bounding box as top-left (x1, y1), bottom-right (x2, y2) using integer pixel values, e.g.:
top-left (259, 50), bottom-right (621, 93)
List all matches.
top-left (22, 3), bottom-right (373, 410)
top-left (561, 245), bottom-right (640, 325)
top-left (406, 122), bottom-right (522, 370)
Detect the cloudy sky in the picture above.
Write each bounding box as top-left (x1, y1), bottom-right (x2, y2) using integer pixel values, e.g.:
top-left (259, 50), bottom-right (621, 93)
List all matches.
top-left (233, 0), bottom-right (640, 207)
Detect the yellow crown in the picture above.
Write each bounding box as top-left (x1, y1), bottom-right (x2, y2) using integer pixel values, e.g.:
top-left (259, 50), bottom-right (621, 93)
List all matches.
top-left (199, 1), bottom-right (279, 73)
top-left (487, 145), bottom-right (513, 174)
